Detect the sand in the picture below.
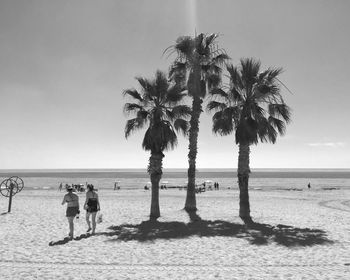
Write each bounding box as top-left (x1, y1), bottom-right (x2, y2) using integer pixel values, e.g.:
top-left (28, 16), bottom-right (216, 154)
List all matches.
top-left (0, 187), bottom-right (349, 279)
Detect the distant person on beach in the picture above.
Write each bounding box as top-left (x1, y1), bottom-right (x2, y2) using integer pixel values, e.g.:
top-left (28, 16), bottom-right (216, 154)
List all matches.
top-left (84, 184), bottom-right (100, 234)
top-left (59, 183), bottom-right (62, 191)
top-left (61, 185), bottom-right (80, 239)
top-left (308, 183), bottom-right (311, 189)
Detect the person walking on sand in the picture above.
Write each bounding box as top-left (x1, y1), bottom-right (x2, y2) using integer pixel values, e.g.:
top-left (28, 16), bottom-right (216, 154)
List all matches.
top-left (61, 185), bottom-right (80, 239)
top-left (84, 184), bottom-right (100, 235)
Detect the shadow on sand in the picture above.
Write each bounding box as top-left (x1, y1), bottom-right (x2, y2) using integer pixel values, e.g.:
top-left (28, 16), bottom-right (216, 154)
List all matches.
top-left (49, 233), bottom-right (94, 246)
top-left (103, 219), bottom-right (333, 247)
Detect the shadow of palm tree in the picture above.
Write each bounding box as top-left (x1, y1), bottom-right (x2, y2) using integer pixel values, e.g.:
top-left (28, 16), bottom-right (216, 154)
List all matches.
top-left (187, 210), bottom-right (202, 222)
top-left (103, 220), bottom-right (333, 247)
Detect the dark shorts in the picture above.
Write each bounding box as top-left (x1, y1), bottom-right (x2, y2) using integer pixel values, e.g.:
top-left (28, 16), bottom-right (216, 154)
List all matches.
top-left (66, 206), bottom-right (79, 217)
top-left (87, 206), bottom-right (98, 213)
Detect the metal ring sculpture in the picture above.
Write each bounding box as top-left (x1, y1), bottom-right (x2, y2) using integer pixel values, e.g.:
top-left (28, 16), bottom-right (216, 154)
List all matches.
top-left (0, 176), bottom-right (24, 197)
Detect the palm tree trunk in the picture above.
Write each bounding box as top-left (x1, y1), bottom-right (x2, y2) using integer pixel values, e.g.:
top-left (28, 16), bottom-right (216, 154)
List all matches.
top-left (237, 143), bottom-right (253, 224)
top-left (184, 96), bottom-right (203, 212)
top-left (148, 152), bottom-right (164, 220)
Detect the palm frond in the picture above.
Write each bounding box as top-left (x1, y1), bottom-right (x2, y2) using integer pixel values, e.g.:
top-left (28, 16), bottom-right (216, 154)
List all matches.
top-left (266, 67), bottom-right (283, 82)
top-left (124, 117), bottom-right (147, 138)
top-left (207, 73), bottom-right (221, 89)
top-left (257, 119), bottom-right (277, 144)
top-left (207, 101), bottom-right (227, 112)
top-left (268, 104), bottom-right (292, 123)
top-left (208, 64), bottom-right (223, 75)
top-left (229, 88), bottom-right (244, 103)
top-left (162, 44), bottom-right (176, 59)
top-left (276, 77), bottom-right (295, 95)
top-left (205, 33), bottom-right (218, 48)
top-left (165, 85), bottom-right (186, 104)
top-left (165, 109), bottom-right (174, 120)
top-left (257, 118), bottom-right (270, 142)
top-left (227, 64), bottom-right (243, 89)
top-left (268, 116), bottom-right (286, 135)
top-left (170, 105), bottom-right (191, 119)
top-left (123, 89), bottom-right (143, 102)
top-left (123, 103), bottom-right (144, 115)
top-left (252, 104), bottom-right (266, 119)
top-left (168, 62), bottom-right (187, 85)
top-left (212, 53), bottom-right (230, 66)
top-left (174, 36), bottom-right (194, 57)
top-left (136, 110), bottom-right (148, 120)
top-left (174, 118), bottom-right (189, 136)
top-left (212, 111), bottom-right (234, 136)
top-left (240, 58), bottom-right (261, 90)
top-left (169, 62), bottom-right (187, 76)
top-left (258, 69), bottom-right (269, 82)
top-left (135, 77), bottom-right (151, 92)
top-left (135, 76), bottom-right (157, 100)
top-left (195, 33), bottom-right (206, 55)
top-left (210, 88), bottom-right (228, 99)
top-left (155, 70), bottom-right (169, 97)
top-left (142, 122), bottom-right (178, 152)
top-left (266, 124), bottom-right (277, 144)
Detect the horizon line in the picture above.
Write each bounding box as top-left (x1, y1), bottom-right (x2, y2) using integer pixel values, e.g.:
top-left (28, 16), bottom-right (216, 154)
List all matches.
top-left (1, 167), bottom-right (350, 172)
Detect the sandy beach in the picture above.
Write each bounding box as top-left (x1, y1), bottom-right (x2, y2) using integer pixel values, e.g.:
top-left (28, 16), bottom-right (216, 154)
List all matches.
top-left (1, 187), bottom-right (349, 279)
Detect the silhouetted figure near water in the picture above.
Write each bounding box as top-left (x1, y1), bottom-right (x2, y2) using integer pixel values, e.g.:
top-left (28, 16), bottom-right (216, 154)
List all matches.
top-left (308, 183), bottom-right (311, 189)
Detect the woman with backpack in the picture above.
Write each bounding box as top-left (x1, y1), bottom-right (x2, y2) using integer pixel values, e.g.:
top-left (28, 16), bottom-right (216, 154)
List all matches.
top-left (84, 184), bottom-right (100, 234)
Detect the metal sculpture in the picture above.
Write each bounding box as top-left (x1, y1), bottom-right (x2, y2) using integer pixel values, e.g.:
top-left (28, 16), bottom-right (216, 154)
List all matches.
top-left (0, 176), bottom-right (24, 213)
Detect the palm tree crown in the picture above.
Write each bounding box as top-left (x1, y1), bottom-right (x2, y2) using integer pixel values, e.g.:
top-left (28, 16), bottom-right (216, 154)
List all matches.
top-left (208, 58), bottom-right (291, 145)
top-left (167, 33), bottom-right (229, 95)
top-left (124, 70), bottom-right (191, 154)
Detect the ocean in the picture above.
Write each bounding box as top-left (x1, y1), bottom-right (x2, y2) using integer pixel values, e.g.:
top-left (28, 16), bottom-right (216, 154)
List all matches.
top-left (1, 169), bottom-right (350, 191)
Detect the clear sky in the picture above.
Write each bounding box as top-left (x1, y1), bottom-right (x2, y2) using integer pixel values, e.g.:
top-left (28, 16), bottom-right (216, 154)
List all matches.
top-left (0, 0), bottom-right (349, 169)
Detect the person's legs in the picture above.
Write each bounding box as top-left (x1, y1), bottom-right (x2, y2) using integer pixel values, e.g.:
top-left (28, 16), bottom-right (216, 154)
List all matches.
top-left (91, 212), bottom-right (97, 234)
top-left (67, 217), bottom-right (74, 238)
top-left (86, 212), bottom-right (92, 232)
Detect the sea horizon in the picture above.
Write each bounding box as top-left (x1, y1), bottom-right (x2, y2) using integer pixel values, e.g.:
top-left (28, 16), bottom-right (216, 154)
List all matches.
top-left (1, 168), bottom-right (350, 180)
top-left (1, 167), bottom-right (350, 172)
top-left (1, 168), bottom-right (350, 190)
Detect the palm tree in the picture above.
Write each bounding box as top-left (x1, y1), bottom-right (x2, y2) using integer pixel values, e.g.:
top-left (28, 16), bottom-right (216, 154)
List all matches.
top-left (166, 33), bottom-right (229, 212)
top-left (123, 70), bottom-right (190, 220)
top-left (207, 58), bottom-right (291, 224)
